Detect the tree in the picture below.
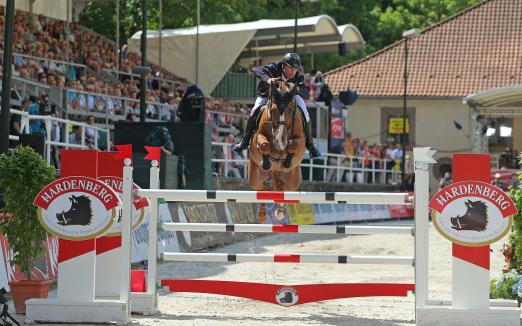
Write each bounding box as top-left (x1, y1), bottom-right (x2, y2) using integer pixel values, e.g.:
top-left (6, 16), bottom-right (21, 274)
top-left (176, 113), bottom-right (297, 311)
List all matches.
top-left (78, 0), bottom-right (481, 73)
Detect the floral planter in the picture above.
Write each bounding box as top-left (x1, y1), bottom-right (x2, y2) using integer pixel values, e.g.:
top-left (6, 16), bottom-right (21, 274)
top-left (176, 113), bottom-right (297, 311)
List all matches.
top-left (9, 280), bottom-right (53, 314)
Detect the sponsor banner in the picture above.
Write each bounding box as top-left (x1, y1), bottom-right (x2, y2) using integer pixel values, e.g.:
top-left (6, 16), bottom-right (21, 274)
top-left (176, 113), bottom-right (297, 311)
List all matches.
top-left (34, 176), bottom-right (120, 240)
top-left (131, 200), bottom-right (179, 262)
top-left (388, 117), bottom-right (410, 134)
top-left (328, 100), bottom-right (347, 153)
top-left (312, 204), bottom-right (391, 224)
top-left (330, 118), bottom-right (343, 139)
top-left (276, 287), bottom-right (299, 306)
top-left (429, 180), bottom-right (517, 246)
top-left (288, 204), bottom-right (315, 224)
top-left (388, 205), bottom-right (415, 219)
top-left (169, 202), bottom-right (235, 252)
top-left (0, 235), bottom-right (58, 290)
top-left (98, 176), bottom-right (149, 236)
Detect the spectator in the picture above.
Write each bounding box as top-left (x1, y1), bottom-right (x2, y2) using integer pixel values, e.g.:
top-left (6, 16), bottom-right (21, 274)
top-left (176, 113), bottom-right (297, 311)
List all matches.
top-left (68, 126), bottom-right (83, 145)
top-left (10, 98), bottom-right (29, 134)
top-left (125, 112), bottom-right (138, 122)
top-left (9, 98), bottom-right (30, 147)
top-left (49, 110), bottom-right (61, 168)
top-left (145, 126), bottom-right (174, 155)
top-left (491, 173), bottom-right (507, 191)
top-left (384, 143), bottom-right (395, 184)
top-left (499, 148), bottom-right (514, 169)
top-left (28, 97), bottom-right (43, 134)
top-left (178, 155), bottom-right (189, 189)
top-left (310, 71), bottom-right (324, 100)
top-left (439, 172), bottom-right (452, 190)
top-left (84, 115), bottom-right (99, 145)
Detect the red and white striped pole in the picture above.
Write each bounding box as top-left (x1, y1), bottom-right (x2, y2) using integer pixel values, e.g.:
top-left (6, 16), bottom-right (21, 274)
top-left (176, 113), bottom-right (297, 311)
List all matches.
top-left (57, 150), bottom-right (98, 301)
top-left (95, 152), bottom-right (124, 298)
top-left (452, 154), bottom-right (490, 308)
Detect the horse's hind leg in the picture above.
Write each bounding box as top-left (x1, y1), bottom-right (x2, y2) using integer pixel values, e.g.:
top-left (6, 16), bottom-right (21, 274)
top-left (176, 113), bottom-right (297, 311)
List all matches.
top-left (248, 160), bottom-right (270, 223)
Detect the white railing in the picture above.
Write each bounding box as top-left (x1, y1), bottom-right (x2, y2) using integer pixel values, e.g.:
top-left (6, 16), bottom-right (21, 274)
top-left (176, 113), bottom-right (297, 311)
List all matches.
top-left (9, 51), bottom-right (88, 75)
top-left (211, 142), bottom-right (401, 185)
top-left (65, 88), bottom-right (174, 124)
top-left (101, 68), bottom-right (182, 88)
top-left (9, 109), bottom-right (111, 165)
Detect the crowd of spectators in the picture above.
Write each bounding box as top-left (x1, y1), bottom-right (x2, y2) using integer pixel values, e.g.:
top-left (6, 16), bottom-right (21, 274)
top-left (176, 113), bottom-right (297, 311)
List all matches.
top-left (1, 8), bottom-right (189, 126)
top-left (327, 132), bottom-right (409, 185)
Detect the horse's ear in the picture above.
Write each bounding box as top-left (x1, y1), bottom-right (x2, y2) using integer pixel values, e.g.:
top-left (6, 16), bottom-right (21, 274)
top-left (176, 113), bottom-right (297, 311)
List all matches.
top-left (270, 81), bottom-right (277, 99)
top-left (290, 82), bottom-right (298, 97)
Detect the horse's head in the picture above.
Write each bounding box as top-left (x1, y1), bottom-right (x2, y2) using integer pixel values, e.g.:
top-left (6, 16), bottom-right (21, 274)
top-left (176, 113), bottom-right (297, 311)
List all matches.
top-left (269, 81), bottom-right (298, 117)
top-left (450, 200), bottom-right (488, 231)
top-left (266, 82), bottom-right (298, 152)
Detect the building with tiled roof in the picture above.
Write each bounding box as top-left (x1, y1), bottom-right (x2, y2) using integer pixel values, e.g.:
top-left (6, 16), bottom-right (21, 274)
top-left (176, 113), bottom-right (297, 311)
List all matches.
top-left (325, 0), bottom-right (522, 176)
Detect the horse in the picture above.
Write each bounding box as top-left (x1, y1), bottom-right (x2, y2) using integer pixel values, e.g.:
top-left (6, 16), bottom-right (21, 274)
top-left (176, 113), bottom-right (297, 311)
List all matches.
top-left (248, 81), bottom-right (306, 222)
top-left (450, 199), bottom-right (488, 232)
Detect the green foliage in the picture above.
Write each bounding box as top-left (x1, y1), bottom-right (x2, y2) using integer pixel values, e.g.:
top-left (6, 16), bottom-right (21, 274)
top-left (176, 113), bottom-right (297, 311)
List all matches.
top-left (490, 269), bottom-right (522, 302)
top-left (0, 146), bottom-right (56, 280)
top-left (79, 0), bottom-right (481, 72)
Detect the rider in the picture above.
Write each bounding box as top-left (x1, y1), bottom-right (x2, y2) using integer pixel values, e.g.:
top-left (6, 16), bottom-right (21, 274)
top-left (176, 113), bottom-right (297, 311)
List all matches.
top-left (232, 53), bottom-right (322, 158)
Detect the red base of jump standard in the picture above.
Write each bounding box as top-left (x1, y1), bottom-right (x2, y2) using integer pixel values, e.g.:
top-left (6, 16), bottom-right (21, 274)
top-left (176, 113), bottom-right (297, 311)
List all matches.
top-left (161, 279), bottom-right (414, 306)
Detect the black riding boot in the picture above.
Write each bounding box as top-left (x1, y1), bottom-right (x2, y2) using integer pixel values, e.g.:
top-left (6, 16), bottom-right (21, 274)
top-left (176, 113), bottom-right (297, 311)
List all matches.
top-left (233, 110), bottom-right (260, 153)
top-left (304, 120), bottom-right (322, 159)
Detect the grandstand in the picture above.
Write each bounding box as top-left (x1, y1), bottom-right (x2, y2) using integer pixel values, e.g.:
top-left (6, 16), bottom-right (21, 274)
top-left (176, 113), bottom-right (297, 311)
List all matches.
top-left (2, 3), bottom-right (394, 188)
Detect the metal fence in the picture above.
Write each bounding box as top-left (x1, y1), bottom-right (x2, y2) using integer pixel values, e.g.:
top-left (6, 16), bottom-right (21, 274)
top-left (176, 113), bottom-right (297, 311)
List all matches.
top-left (211, 142), bottom-right (402, 185)
top-left (211, 72), bottom-right (258, 99)
top-left (9, 109), bottom-right (111, 166)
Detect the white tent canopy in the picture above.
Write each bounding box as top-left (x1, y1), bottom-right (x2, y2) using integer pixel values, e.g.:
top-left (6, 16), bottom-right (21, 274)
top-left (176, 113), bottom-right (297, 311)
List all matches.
top-left (128, 15), bottom-right (365, 95)
top-left (464, 85), bottom-right (522, 109)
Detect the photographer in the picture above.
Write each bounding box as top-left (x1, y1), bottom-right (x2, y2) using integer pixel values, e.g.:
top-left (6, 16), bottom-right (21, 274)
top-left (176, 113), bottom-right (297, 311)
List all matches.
top-left (0, 287), bottom-right (21, 326)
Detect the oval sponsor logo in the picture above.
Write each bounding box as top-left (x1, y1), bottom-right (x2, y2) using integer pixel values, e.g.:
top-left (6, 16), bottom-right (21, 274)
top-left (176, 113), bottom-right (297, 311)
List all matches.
top-left (275, 287), bottom-right (299, 306)
top-left (34, 176), bottom-right (120, 240)
top-left (429, 181), bottom-right (517, 246)
top-left (98, 176), bottom-right (149, 236)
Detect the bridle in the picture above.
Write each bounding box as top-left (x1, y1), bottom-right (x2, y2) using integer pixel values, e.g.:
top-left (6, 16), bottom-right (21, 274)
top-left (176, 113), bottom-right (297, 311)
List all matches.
top-left (267, 82), bottom-right (297, 152)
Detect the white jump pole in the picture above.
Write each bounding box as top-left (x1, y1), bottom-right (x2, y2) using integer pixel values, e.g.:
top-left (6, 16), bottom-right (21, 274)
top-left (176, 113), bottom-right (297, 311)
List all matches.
top-left (413, 147), bottom-right (436, 309)
top-left (162, 252), bottom-right (414, 265)
top-left (120, 158), bottom-right (133, 309)
top-left (162, 223), bottom-right (413, 235)
top-left (147, 160), bottom-right (160, 296)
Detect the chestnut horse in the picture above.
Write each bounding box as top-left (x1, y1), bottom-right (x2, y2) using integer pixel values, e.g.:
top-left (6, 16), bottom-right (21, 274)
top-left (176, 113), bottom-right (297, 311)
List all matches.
top-left (248, 81), bottom-right (305, 222)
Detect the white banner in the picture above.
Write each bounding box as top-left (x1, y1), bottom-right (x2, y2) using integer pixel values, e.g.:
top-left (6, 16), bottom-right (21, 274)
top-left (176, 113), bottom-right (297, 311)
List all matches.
top-left (131, 201), bottom-right (179, 263)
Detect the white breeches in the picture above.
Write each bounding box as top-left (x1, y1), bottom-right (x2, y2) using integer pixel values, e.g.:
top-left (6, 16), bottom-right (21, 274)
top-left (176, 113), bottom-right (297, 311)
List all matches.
top-left (251, 96), bottom-right (310, 122)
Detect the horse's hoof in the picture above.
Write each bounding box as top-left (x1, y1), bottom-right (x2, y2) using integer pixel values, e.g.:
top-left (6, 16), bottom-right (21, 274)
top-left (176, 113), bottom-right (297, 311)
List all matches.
top-left (275, 209), bottom-right (285, 220)
top-left (282, 153), bottom-right (294, 169)
top-left (258, 211), bottom-right (267, 224)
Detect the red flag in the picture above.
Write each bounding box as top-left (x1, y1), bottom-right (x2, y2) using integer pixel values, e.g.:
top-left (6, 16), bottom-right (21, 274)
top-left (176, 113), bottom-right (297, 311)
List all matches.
top-left (115, 144), bottom-right (132, 160)
top-left (144, 146), bottom-right (161, 162)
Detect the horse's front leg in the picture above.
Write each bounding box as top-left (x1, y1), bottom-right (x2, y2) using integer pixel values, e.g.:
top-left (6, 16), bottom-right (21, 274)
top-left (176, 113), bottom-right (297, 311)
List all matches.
top-left (282, 139), bottom-right (298, 168)
top-left (257, 122), bottom-right (272, 170)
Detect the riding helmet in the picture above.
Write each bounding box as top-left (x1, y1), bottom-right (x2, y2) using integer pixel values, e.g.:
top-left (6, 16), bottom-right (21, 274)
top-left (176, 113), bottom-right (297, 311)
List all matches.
top-left (282, 53), bottom-right (301, 69)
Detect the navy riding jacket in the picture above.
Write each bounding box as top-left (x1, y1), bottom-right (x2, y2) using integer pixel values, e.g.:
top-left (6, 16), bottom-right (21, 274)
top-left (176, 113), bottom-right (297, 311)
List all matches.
top-left (252, 61), bottom-right (310, 100)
